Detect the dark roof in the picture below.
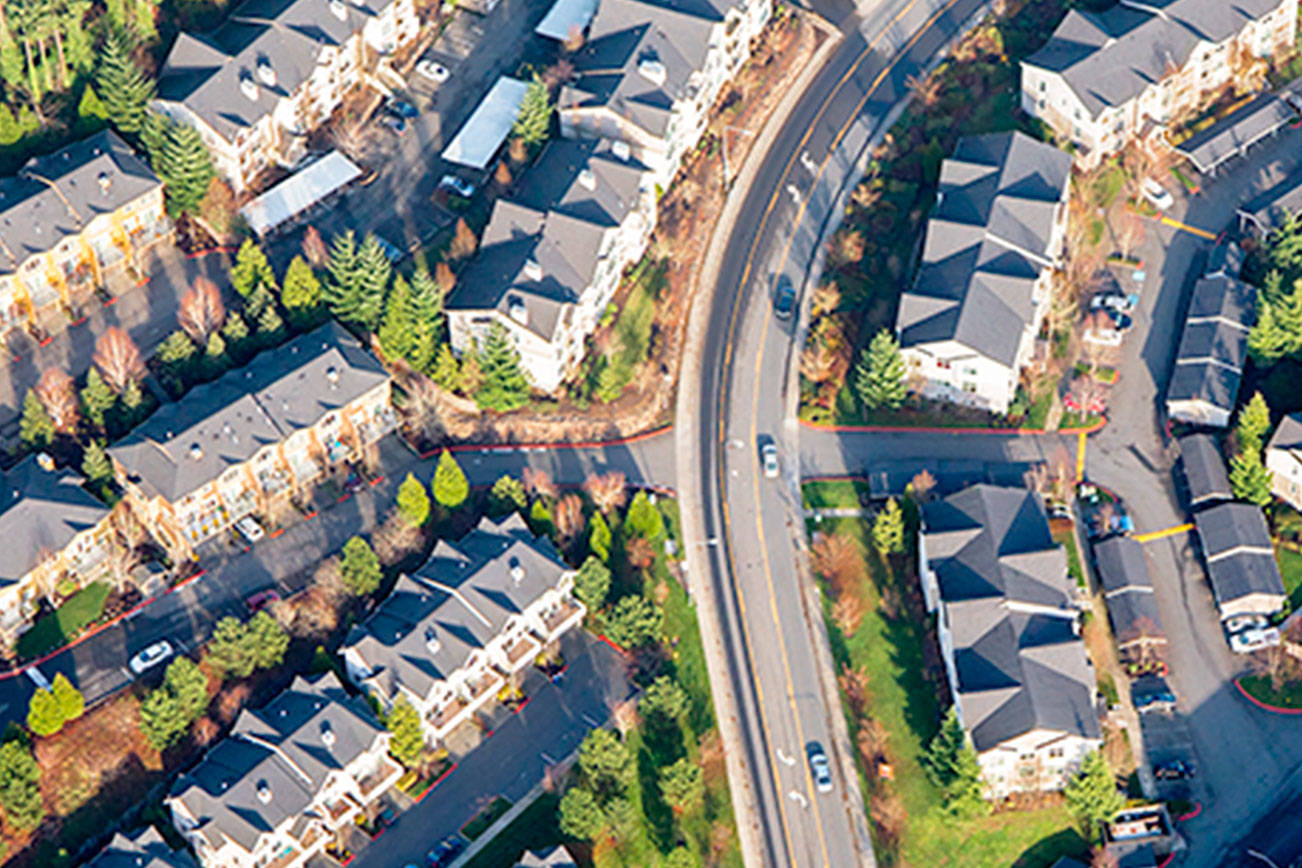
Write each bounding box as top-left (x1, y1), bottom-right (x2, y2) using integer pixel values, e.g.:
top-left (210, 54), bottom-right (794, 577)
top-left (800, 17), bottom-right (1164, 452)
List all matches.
top-left (86, 827), bottom-right (198, 868)
top-left (1166, 274), bottom-right (1254, 417)
top-left (1240, 171), bottom-right (1302, 234)
top-left (1174, 92), bottom-right (1296, 174)
top-left (1025, 0), bottom-right (1283, 117)
top-left (1177, 433), bottom-right (1232, 505)
top-left (1094, 536), bottom-right (1152, 595)
top-left (0, 457), bottom-right (109, 587)
top-left (1106, 588), bottom-right (1165, 646)
top-left (1196, 501), bottom-right (1273, 557)
top-left (1195, 503), bottom-right (1284, 610)
top-left (110, 323), bottom-right (388, 501)
top-left (0, 131), bottom-right (160, 276)
top-left (1267, 411), bottom-right (1302, 453)
top-left (517, 847), bottom-right (579, 868)
top-left (897, 132), bottom-right (1070, 366)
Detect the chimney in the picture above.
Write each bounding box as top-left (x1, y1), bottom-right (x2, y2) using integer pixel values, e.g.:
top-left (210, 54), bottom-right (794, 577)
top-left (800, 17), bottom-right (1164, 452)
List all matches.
top-left (509, 299), bottom-right (528, 326)
top-left (189, 443), bottom-right (203, 461)
top-left (256, 781), bottom-right (272, 804)
top-left (97, 172), bottom-right (112, 196)
top-left (325, 365), bottom-right (341, 387)
top-left (240, 74), bottom-right (259, 102)
top-left (329, 0), bottom-right (348, 19)
top-left (523, 259), bottom-right (543, 281)
top-left (257, 59), bottom-right (276, 87)
top-left (611, 140), bottom-right (632, 162)
top-left (510, 560), bottom-right (525, 585)
top-left (321, 723), bottom-right (336, 747)
top-left (578, 168), bottom-right (596, 191)
top-left (637, 58), bottom-right (667, 86)
top-left (424, 627), bottom-right (441, 654)
top-left (35, 452), bottom-right (54, 472)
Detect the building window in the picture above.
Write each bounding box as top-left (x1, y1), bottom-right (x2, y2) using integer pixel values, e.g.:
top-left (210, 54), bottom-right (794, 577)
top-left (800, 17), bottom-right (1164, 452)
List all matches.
top-left (1038, 81), bottom-right (1045, 92)
top-left (1048, 747), bottom-right (1064, 759)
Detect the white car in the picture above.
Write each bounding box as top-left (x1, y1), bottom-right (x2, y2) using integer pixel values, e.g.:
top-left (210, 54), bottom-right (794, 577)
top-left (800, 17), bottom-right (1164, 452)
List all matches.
top-left (1229, 625), bottom-right (1281, 654)
top-left (438, 174), bottom-right (476, 199)
top-left (761, 443), bottom-right (779, 478)
top-left (130, 640), bottom-right (173, 675)
top-left (807, 744), bottom-right (833, 793)
top-left (416, 59), bottom-right (450, 83)
top-left (1139, 177), bottom-right (1174, 211)
top-left (236, 515), bottom-right (265, 544)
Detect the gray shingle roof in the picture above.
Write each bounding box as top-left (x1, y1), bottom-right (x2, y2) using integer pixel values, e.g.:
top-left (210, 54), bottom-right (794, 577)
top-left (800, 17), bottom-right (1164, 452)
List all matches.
top-left (1174, 92), bottom-right (1297, 174)
top-left (110, 323), bottom-right (388, 502)
top-left (0, 131), bottom-right (160, 276)
top-left (1166, 274), bottom-right (1254, 417)
top-left (518, 847), bottom-right (579, 868)
top-left (1177, 433), bottom-right (1232, 505)
top-left (1195, 502), bottom-right (1285, 610)
top-left (1094, 536), bottom-right (1166, 645)
top-left (896, 132), bottom-right (1070, 367)
top-left (1240, 171), bottom-right (1302, 234)
top-left (1094, 535), bottom-right (1152, 595)
top-left (1026, 0), bottom-right (1283, 117)
top-left (87, 827), bottom-right (198, 868)
top-left (0, 457), bottom-right (108, 587)
top-left (1268, 411), bottom-right (1302, 453)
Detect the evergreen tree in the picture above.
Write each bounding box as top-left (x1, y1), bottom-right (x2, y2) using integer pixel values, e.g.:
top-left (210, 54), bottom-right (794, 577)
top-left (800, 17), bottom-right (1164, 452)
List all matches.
top-left (432, 449), bottom-right (469, 509)
top-left (139, 111), bottom-right (170, 162)
top-left (256, 300), bottom-right (285, 345)
top-left (204, 332), bottom-right (227, 374)
top-left (922, 708), bottom-right (967, 788)
top-left (354, 234), bottom-right (392, 333)
top-left (854, 329), bottom-right (907, 411)
top-left (488, 474), bottom-right (527, 516)
top-left (19, 391), bottom-right (53, 449)
top-left (578, 729), bottom-right (632, 796)
top-left (26, 689), bottom-right (63, 737)
top-left (80, 368), bottom-right (117, 431)
top-left (872, 497), bottom-right (905, 555)
top-left (139, 686), bottom-right (188, 750)
top-left (76, 83), bottom-right (108, 134)
top-left (0, 106), bottom-right (20, 146)
top-left (378, 274), bottom-right (415, 362)
top-left (664, 847), bottom-right (698, 868)
top-left (281, 255), bottom-right (323, 330)
top-left (396, 472), bottom-right (431, 526)
top-left (340, 536), bottom-right (382, 596)
top-left (50, 673), bottom-right (84, 724)
top-left (1230, 448), bottom-right (1273, 507)
top-left (166, 657), bottom-right (210, 722)
top-left (157, 330), bottom-right (198, 393)
top-left (430, 344), bottom-right (461, 392)
top-left (640, 676), bottom-right (687, 724)
top-left (1063, 750), bottom-right (1122, 841)
top-left (474, 322), bottom-right (531, 412)
top-left (558, 787), bottom-right (603, 840)
top-left (94, 29), bottom-right (153, 134)
top-left (1249, 298), bottom-right (1289, 364)
top-left (408, 266), bottom-right (444, 373)
top-left (155, 121), bottom-right (215, 217)
top-left (529, 498), bottom-right (554, 537)
top-left (512, 73), bottom-right (552, 147)
top-left (324, 231), bottom-right (362, 324)
top-left (625, 490), bottom-right (664, 540)
top-left (574, 556), bottom-right (611, 611)
top-left (206, 616), bottom-right (255, 680)
top-left (81, 440), bottom-right (112, 484)
top-left (658, 757), bottom-right (704, 815)
top-left (222, 310), bottom-right (250, 355)
top-left (0, 741), bottom-right (43, 831)
top-left (230, 239), bottom-right (277, 300)
top-left (386, 696), bottom-right (424, 768)
top-left (123, 379), bottom-right (144, 412)
top-left (247, 611), bottom-right (289, 671)
top-left (1237, 391), bottom-right (1272, 452)
top-left (944, 746), bottom-right (989, 819)
top-left (604, 595), bottom-right (660, 648)
top-left (589, 511), bottom-right (612, 562)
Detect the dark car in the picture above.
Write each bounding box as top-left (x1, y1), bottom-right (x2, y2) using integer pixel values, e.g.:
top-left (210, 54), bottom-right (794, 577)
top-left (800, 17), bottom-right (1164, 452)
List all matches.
top-left (774, 277), bottom-right (796, 320)
top-left (386, 98), bottom-right (419, 119)
top-left (426, 835), bottom-right (465, 867)
top-left (1153, 759), bottom-right (1195, 780)
top-left (805, 741), bottom-right (833, 793)
top-left (245, 589), bottom-right (280, 613)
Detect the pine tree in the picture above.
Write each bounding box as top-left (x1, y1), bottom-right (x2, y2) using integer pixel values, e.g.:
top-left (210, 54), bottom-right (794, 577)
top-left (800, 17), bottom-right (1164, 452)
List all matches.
top-left (281, 255), bottom-right (323, 330)
top-left (94, 29), bottom-right (153, 134)
top-left (432, 449), bottom-right (468, 509)
top-left (512, 73), bottom-right (552, 147)
top-left (26, 688), bottom-right (63, 737)
top-left (0, 741), bottom-right (43, 831)
top-left (1063, 750), bottom-right (1122, 841)
top-left (139, 686), bottom-right (188, 750)
top-left (574, 556), bottom-right (611, 611)
top-left (206, 616), bottom-right (255, 680)
top-left (340, 536), bottom-right (382, 596)
top-left (1249, 298), bottom-right (1289, 364)
top-left (0, 105), bottom-right (20, 146)
top-left (944, 746), bottom-right (989, 819)
top-left (872, 497), bottom-right (905, 555)
top-left (396, 471), bottom-right (431, 526)
top-left (854, 329), bottom-right (907, 411)
top-left (76, 83), bottom-right (108, 134)
top-left (474, 322), bottom-right (531, 412)
top-left (408, 266), bottom-right (443, 373)
top-left (139, 111), bottom-right (170, 163)
top-left (558, 787), bottom-right (603, 840)
top-left (640, 676), bottom-right (687, 723)
top-left (488, 474), bottom-right (527, 516)
top-left (578, 729), bottom-right (632, 795)
top-left (156, 121), bottom-right (215, 217)
top-left (430, 344), bottom-right (461, 392)
top-left (80, 368), bottom-right (117, 431)
top-left (604, 595), bottom-right (660, 648)
top-left (230, 239), bottom-right (277, 300)
top-left (324, 231), bottom-right (361, 324)
top-left (81, 440), bottom-right (112, 483)
top-left (1230, 448), bottom-right (1273, 507)
top-left (386, 696), bottom-right (424, 768)
top-left (157, 330), bottom-right (198, 393)
top-left (256, 301), bottom-right (285, 345)
top-left (589, 511), bottom-right (612, 562)
top-left (529, 498), bottom-right (554, 537)
top-left (19, 391), bottom-right (54, 449)
top-left (222, 310), bottom-right (250, 355)
top-left (378, 273), bottom-right (415, 362)
top-left (355, 234), bottom-right (392, 333)
top-left (1237, 392), bottom-right (1272, 452)
top-left (659, 757), bottom-right (704, 815)
top-left (166, 657), bottom-right (210, 722)
top-left (922, 707), bottom-right (966, 788)
top-left (625, 490), bottom-right (664, 540)
top-left (246, 610), bottom-right (289, 671)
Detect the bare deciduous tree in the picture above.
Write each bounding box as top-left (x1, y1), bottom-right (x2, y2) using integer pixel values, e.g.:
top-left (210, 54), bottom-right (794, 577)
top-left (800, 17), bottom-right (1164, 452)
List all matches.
top-left (838, 663), bottom-right (871, 717)
top-left (904, 73), bottom-right (942, 109)
top-left (93, 327), bottom-right (145, 394)
top-left (522, 466), bottom-right (558, 501)
top-left (909, 468), bottom-right (937, 502)
top-left (583, 471), bottom-right (627, 514)
top-left (808, 532), bottom-right (865, 596)
top-left (832, 593), bottom-right (865, 636)
top-left (856, 717), bottom-right (889, 766)
top-left (553, 493), bottom-right (586, 542)
top-left (810, 282), bottom-right (841, 318)
top-left (302, 225), bottom-right (329, 268)
top-left (179, 276), bottom-right (226, 345)
top-left (35, 368), bottom-right (79, 434)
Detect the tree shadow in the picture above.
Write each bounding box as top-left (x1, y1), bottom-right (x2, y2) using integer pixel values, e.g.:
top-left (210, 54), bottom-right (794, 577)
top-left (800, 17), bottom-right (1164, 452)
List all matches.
top-left (1010, 827), bottom-right (1087, 868)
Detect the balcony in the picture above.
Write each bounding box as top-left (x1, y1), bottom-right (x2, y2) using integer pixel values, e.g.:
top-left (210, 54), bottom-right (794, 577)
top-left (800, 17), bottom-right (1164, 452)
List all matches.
top-left (258, 466), bottom-right (294, 499)
top-left (357, 756), bottom-right (403, 802)
top-left (541, 599), bottom-right (585, 639)
top-left (504, 633), bottom-right (542, 670)
top-left (321, 794), bottom-right (360, 827)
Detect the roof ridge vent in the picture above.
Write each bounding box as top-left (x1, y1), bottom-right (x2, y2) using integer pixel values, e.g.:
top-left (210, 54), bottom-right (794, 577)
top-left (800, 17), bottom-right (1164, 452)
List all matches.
top-left (321, 722), bottom-right (336, 747)
top-left (240, 74), bottom-right (259, 102)
top-left (189, 443), bottom-right (203, 461)
top-left (329, 0), bottom-right (348, 17)
top-left (325, 365), bottom-right (340, 386)
top-left (424, 626), bottom-right (441, 654)
top-left (97, 171), bottom-right (112, 195)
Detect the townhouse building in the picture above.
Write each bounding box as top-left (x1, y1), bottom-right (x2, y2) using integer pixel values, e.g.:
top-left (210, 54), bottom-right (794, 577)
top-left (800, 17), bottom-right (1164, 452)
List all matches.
top-left (0, 456), bottom-right (116, 645)
top-left (87, 826), bottom-right (198, 868)
top-left (1266, 412), bottom-right (1302, 510)
top-left (109, 323), bottom-right (395, 557)
top-left (1022, 0), bottom-right (1297, 167)
top-left (918, 484), bottom-right (1101, 797)
top-left (1165, 268), bottom-right (1254, 428)
top-left (1194, 502), bottom-right (1286, 620)
top-left (155, 0), bottom-right (421, 192)
top-left (445, 139), bottom-right (657, 391)
top-left (168, 672), bottom-right (403, 868)
top-left (0, 130), bottom-right (167, 337)
top-left (557, 0), bottom-right (770, 188)
top-left (895, 132), bottom-right (1072, 414)
top-left (341, 513), bottom-right (585, 743)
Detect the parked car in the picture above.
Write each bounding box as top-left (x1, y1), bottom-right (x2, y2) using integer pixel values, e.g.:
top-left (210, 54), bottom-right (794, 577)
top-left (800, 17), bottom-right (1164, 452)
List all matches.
top-left (245, 589), bottom-right (280, 613)
top-left (1229, 625), bottom-right (1281, 654)
top-left (773, 276), bottom-right (796, 319)
top-left (806, 742), bottom-right (833, 793)
top-left (1153, 759), bottom-right (1194, 780)
top-left (1224, 613), bottom-right (1269, 633)
top-left (1090, 291), bottom-right (1134, 313)
top-left (1140, 177), bottom-right (1174, 211)
top-left (386, 98), bottom-right (419, 119)
top-left (438, 174), bottom-right (477, 199)
top-left (381, 115), bottom-right (407, 136)
top-left (416, 59), bottom-right (451, 83)
top-left (235, 515), bottom-right (265, 544)
top-left (761, 442), bottom-right (779, 479)
top-left (1103, 308), bottom-right (1133, 332)
top-left (426, 835), bottom-right (465, 867)
top-left (130, 640), bottom-right (174, 675)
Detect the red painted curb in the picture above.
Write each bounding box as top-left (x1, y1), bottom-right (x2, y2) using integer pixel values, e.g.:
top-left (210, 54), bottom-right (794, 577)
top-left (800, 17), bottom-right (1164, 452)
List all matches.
top-left (414, 762), bottom-right (459, 803)
top-left (798, 418), bottom-right (1106, 435)
top-left (369, 476), bottom-right (385, 486)
top-left (103, 295), bottom-right (119, 305)
top-left (1156, 854), bottom-right (1174, 868)
top-left (337, 493), bottom-right (352, 503)
top-left (1176, 801), bottom-right (1202, 822)
top-left (1235, 677), bottom-right (1302, 714)
top-left (512, 695), bottom-right (533, 715)
top-left (171, 569), bottom-right (206, 591)
top-left (595, 634), bottom-right (628, 655)
top-left (269, 527), bottom-right (285, 539)
top-left (304, 510), bottom-right (318, 520)
top-left (418, 424), bottom-right (674, 460)
top-left (340, 855), bottom-right (356, 867)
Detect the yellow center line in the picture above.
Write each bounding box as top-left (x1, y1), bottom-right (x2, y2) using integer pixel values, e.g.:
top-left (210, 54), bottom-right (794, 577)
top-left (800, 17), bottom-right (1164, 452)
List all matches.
top-left (1133, 523), bottom-right (1194, 543)
top-left (1076, 430), bottom-right (1087, 483)
top-left (1158, 215), bottom-right (1217, 240)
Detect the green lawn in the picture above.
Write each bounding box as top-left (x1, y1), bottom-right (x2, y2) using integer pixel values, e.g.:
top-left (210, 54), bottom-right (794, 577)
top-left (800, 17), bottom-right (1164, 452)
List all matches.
top-left (1276, 544), bottom-right (1302, 611)
top-left (1053, 527), bottom-right (1086, 589)
top-left (802, 479), bottom-right (872, 510)
top-left (1239, 674), bottom-right (1302, 710)
top-left (461, 797), bottom-right (513, 840)
top-left (805, 482), bottom-right (1087, 867)
top-left (17, 581), bottom-right (112, 660)
top-left (462, 794), bottom-right (562, 868)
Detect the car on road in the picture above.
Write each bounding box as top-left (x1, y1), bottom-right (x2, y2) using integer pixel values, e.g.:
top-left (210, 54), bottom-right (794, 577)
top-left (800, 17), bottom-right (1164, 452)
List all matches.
top-left (426, 835), bottom-right (465, 867)
top-left (130, 640), bottom-right (173, 675)
top-left (381, 115), bottom-right (407, 136)
top-left (806, 742), bottom-right (833, 793)
top-left (386, 98), bottom-right (419, 119)
top-left (438, 174), bottom-right (477, 199)
top-left (1229, 624), bottom-right (1281, 654)
top-left (773, 276), bottom-right (796, 319)
top-left (1153, 759), bottom-right (1195, 780)
top-left (235, 515), bottom-right (265, 544)
top-left (761, 442), bottom-right (779, 478)
top-left (245, 589), bottom-right (280, 613)
top-left (1140, 177), bottom-right (1174, 211)
top-left (416, 59), bottom-right (450, 83)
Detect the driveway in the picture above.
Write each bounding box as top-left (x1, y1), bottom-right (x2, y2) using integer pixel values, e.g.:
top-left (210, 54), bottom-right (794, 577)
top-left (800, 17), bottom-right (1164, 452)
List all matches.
top-left (346, 631), bottom-right (633, 868)
top-left (799, 426), bottom-right (1080, 479)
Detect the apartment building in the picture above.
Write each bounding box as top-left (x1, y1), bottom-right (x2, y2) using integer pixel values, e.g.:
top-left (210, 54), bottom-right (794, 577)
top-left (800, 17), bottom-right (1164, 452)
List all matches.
top-left (1022, 0), bottom-right (1298, 166)
top-left (0, 456), bottom-right (115, 644)
top-left (169, 672), bottom-right (403, 868)
top-left (0, 130), bottom-right (167, 337)
top-left (895, 132), bottom-right (1072, 415)
top-left (918, 484), bottom-right (1101, 797)
top-left (557, 0), bottom-right (770, 187)
top-left (445, 139), bottom-right (656, 391)
top-left (155, 0), bottom-right (420, 192)
top-left (1267, 412), bottom-right (1302, 510)
top-left (109, 323), bottom-right (395, 556)
top-left (341, 513), bottom-right (585, 743)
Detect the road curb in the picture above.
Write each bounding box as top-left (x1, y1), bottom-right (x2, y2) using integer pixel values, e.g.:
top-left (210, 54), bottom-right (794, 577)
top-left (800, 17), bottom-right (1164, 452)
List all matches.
top-left (1234, 676), bottom-right (1302, 715)
top-left (798, 417), bottom-right (1108, 436)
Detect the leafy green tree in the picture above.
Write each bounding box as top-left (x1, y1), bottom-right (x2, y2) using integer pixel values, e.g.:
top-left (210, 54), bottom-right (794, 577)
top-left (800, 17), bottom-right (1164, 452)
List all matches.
top-left (578, 728), bottom-right (632, 796)
top-left (574, 556), bottom-right (611, 611)
top-left (95, 29), bottom-right (153, 134)
top-left (50, 673), bottom-right (83, 724)
top-left (378, 273), bottom-right (415, 362)
top-left (81, 440), bottom-right (112, 484)
top-left (26, 689), bottom-right (63, 737)
top-left (589, 511), bottom-right (612, 561)
top-left (640, 676), bottom-right (687, 724)
top-left (432, 449), bottom-right (469, 509)
top-left (155, 121), bottom-right (215, 217)
top-left (0, 741), bottom-right (43, 831)
top-left (872, 497), bottom-right (905, 555)
top-left (529, 499), bottom-right (554, 537)
top-left (854, 329), bottom-right (907, 411)
top-left (474, 322), bottom-right (531, 412)
top-left (0, 106), bottom-right (21, 146)
top-left (80, 368), bottom-right (117, 431)
top-left (231, 239), bottom-right (277, 300)
top-left (246, 610), bottom-right (289, 671)
top-left (488, 474), bottom-right (526, 516)
top-left (1237, 392), bottom-right (1272, 452)
top-left (944, 745), bottom-right (989, 819)
top-left (625, 490), bottom-right (664, 540)
top-left (558, 786), bottom-right (603, 840)
top-left (1230, 448), bottom-right (1273, 507)
top-left (1063, 750), bottom-right (1122, 841)
top-left (19, 390), bottom-right (53, 449)
top-left (396, 472), bottom-right (431, 526)
top-left (166, 656), bottom-right (210, 722)
top-left (430, 344), bottom-right (461, 392)
top-left (604, 796), bottom-right (638, 843)
top-left (664, 847), bottom-right (698, 868)
top-left (386, 695), bottom-right (424, 768)
top-left (658, 757), bottom-right (704, 814)
top-left (408, 266), bottom-right (444, 373)
top-left (340, 536), bottom-right (382, 596)
top-left (922, 708), bottom-right (966, 788)
top-left (512, 73), bottom-right (552, 147)
top-left (206, 616), bottom-right (254, 679)
top-left (604, 595), bottom-right (661, 648)
top-left (76, 82), bottom-right (107, 133)
top-left (281, 255), bottom-right (323, 330)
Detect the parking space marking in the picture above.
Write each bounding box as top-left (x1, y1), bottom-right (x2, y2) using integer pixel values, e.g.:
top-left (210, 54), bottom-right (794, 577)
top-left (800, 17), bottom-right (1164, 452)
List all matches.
top-left (1158, 215), bottom-right (1218, 240)
top-left (1133, 523), bottom-right (1194, 543)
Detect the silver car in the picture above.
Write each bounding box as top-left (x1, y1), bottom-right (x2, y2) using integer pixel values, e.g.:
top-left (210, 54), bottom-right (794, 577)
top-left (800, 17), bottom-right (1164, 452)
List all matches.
top-left (761, 442), bottom-right (779, 478)
top-left (130, 640), bottom-right (173, 675)
top-left (807, 743), bottom-right (833, 793)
